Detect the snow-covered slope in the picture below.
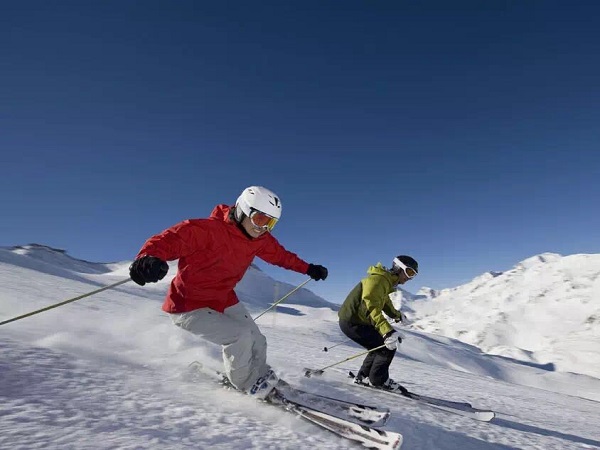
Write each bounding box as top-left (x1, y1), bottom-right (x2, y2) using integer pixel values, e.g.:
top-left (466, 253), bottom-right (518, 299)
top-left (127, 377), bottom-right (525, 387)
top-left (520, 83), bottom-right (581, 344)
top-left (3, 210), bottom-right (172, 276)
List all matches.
top-left (402, 253), bottom-right (600, 379)
top-left (1, 246), bottom-right (600, 449)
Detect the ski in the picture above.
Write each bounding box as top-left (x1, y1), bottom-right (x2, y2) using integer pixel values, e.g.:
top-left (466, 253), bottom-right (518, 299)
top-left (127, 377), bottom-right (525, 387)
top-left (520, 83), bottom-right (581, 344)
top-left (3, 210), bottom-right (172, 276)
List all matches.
top-left (188, 361), bottom-right (390, 427)
top-left (188, 362), bottom-right (403, 449)
top-left (269, 389), bottom-right (403, 450)
top-left (348, 371), bottom-right (495, 422)
top-left (276, 380), bottom-right (391, 427)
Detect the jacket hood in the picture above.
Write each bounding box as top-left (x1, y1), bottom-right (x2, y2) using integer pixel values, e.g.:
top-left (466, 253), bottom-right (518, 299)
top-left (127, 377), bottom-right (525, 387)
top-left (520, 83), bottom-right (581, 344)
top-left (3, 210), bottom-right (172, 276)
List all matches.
top-left (210, 204), bottom-right (234, 222)
top-left (367, 263), bottom-right (399, 284)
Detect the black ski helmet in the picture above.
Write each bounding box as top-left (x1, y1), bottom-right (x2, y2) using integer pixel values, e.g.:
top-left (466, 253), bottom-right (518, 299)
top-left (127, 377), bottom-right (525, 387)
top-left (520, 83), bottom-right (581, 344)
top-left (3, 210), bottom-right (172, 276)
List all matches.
top-left (392, 255), bottom-right (418, 274)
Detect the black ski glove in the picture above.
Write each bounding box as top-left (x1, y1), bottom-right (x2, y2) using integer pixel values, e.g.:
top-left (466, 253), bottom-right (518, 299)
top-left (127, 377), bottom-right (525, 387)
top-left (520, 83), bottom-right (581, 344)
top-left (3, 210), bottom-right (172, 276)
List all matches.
top-left (307, 264), bottom-right (328, 281)
top-left (129, 255), bottom-right (169, 286)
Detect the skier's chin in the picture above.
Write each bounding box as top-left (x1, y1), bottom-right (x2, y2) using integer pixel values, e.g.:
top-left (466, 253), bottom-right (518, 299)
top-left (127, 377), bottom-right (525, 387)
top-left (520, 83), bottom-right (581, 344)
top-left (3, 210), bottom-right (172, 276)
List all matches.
top-left (249, 229), bottom-right (267, 238)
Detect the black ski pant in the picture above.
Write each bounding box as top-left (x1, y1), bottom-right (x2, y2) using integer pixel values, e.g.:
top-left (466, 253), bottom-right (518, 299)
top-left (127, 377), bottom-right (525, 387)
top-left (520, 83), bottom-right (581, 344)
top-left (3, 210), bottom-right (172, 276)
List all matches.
top-left (339, 320), bottom-right (396, 387)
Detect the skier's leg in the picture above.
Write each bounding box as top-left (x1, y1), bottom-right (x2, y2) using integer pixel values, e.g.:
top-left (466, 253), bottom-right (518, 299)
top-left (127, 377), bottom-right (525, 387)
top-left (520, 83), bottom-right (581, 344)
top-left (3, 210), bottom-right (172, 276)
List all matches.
top-left (368, 348), bottom-right (396, 386)
top-left (359, 352), bottom-right (377, 380)
top-left (170, 305), bottom-right (264, 391)
top-left (222, 302), bottom-right (271, 386)
top-left (339, 321), bottom-right (384, 379)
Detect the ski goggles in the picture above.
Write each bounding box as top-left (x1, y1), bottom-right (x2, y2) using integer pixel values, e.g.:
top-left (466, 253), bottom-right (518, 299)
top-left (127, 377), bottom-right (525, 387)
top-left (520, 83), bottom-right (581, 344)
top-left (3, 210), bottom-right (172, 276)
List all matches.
top-left (249, 209), bottom-right (278, 231)
top-left (393, 258), bottom-right (418, 279)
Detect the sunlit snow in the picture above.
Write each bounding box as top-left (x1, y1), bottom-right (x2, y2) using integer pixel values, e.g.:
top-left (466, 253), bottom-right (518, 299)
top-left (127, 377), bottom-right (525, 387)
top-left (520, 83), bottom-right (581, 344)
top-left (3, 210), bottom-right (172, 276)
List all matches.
top-left (1, 245), bottom-right (599, 449)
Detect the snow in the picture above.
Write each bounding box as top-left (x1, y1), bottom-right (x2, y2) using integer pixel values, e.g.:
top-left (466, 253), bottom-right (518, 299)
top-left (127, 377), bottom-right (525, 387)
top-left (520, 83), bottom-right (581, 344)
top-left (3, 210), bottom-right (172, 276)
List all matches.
top-left (404, 252), bottom-right (600, 380)
top-left (1, 245), bottom-right (600, 449)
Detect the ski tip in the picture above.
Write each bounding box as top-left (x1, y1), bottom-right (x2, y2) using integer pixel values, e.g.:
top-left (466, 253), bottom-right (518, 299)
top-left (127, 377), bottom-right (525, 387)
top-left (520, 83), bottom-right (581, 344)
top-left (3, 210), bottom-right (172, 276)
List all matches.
top-left (393, 434), bottom-right (404, 449)
top-left (475, 411), bottom-right (496, 422)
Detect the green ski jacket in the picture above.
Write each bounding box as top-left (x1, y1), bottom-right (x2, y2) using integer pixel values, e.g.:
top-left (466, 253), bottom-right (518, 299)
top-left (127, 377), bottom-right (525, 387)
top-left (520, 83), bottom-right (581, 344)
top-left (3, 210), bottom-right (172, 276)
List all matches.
top-left (338, 263), bottom-right (403, 337)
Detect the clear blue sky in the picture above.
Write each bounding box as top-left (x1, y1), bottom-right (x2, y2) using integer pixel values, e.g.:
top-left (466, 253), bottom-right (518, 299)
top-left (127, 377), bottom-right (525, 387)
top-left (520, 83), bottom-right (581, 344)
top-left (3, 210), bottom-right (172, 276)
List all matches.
top-left (2, 1), bottom-right (599, 303)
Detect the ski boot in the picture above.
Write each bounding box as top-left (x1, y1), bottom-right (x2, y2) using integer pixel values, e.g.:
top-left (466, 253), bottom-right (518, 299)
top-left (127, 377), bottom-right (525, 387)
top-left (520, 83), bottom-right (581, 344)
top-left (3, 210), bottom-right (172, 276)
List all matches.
top-left (247, 369), bottom-right (280, 400)
top-left (382, 378), bottom-right (409, 395)
top-left (352, 372), bottom-right (366, 385)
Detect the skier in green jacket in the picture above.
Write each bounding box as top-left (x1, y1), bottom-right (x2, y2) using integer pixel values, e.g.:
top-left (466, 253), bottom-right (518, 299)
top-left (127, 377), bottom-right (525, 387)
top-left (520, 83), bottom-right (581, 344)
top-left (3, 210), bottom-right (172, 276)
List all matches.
top-left (338, 255), bottom-right (418, 391)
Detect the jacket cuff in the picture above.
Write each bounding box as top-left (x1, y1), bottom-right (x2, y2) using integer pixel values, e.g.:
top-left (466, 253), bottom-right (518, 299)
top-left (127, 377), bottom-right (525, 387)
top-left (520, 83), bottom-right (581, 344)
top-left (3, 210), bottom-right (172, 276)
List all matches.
top-left (382, 330), bottom-right (395, 339)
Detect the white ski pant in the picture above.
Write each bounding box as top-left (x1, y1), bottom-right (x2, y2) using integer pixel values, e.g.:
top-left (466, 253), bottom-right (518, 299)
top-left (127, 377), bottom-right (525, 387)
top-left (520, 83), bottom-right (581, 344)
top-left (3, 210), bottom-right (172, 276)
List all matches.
top-left (170, 302), bottom-right (270, 391)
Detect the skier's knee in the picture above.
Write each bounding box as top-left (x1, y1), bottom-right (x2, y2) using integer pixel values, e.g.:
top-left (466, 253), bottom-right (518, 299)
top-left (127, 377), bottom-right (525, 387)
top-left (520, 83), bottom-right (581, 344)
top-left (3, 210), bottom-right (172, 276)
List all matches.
top-left (252, 331), bottom-right (268, 356)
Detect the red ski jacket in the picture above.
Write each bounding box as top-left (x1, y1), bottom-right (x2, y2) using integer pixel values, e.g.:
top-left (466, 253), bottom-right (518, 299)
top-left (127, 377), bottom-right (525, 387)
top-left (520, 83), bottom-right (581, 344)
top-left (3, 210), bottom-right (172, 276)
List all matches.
top-left (136, 204), bottom-right (310, 313)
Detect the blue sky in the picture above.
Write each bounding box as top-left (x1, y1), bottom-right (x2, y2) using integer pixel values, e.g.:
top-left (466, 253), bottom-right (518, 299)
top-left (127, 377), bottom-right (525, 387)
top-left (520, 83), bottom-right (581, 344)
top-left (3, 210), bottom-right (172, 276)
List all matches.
top-left (2, 1), bottom-right (599, 304)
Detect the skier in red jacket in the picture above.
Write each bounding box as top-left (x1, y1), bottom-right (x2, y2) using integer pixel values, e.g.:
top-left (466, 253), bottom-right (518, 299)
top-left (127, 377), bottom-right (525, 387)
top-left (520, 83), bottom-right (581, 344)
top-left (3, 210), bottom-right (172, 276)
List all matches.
top-left (129, 186), bottom-right (328, 399)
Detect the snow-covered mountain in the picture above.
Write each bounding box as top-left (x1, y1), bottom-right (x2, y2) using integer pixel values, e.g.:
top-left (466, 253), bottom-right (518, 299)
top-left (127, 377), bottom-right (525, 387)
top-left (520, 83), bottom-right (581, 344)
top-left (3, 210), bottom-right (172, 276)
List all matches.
top-left (397, 252), bottom-right (600, 379)
top-left (0, 244), bottom-right (338, 312)
top-left (2, 245), bottom-right (600, 449)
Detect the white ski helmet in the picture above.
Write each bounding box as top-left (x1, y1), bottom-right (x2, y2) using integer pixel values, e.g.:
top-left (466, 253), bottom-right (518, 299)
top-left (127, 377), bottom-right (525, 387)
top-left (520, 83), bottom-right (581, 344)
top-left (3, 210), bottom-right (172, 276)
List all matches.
top-left (235, 186), bottom-right (282, 221)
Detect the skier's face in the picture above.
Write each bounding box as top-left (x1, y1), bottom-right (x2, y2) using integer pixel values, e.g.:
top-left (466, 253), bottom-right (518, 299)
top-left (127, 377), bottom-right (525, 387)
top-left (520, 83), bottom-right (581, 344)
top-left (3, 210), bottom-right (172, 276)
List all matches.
top-left (393, 270), bottom-right (412, 286)
top-left (396, 271), bottom-right (409, 285)
top-left (241, 215), bottom-right (269, 238)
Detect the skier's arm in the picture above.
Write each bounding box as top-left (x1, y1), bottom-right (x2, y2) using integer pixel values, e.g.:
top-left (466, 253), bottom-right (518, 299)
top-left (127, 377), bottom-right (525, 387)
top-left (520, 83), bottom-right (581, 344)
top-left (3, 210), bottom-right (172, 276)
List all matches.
top-left (362, 280), bottom-right (394, 336)
top-left (136, 220), bottom-right (209, 261)
top-left (257, 234), bottom-right (310, 274)
top-left (382, 302), bottom-right (402, 321)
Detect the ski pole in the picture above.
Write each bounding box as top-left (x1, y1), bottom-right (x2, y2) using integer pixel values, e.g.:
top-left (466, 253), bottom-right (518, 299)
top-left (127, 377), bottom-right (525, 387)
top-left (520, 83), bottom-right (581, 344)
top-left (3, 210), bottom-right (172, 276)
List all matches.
top-left (0, 278), bottom-right (132, 326)
top-left (304, 343), bottom-right (387, 377)
top-left (323, 338), bottom-right (353, 352)
top-left (253, 278), bottom-right (311, 321)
